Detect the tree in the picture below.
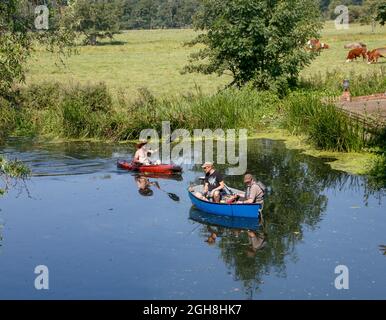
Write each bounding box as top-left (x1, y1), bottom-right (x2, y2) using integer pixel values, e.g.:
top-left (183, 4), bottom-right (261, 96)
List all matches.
top-left (376, 2), bottom-right (386, 25)
top-left (0, 0), bottom-right (76, 103)
top-left (184, 0), bottom-right (323, 95)
top-left (360, 0), bottom-right (381, 32)
top-left (73, 0), bottom-right (123, 45)
top-left (119, 0), bottom-right (201, 29)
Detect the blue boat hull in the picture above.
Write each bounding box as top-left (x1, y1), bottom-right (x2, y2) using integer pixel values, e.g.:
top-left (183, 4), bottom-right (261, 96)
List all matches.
top-left (188, 191), bottom-right (262, 219)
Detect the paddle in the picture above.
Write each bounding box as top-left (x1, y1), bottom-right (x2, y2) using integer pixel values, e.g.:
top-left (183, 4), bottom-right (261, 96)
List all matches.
top-left (153, 181), bottom-right (180, 202)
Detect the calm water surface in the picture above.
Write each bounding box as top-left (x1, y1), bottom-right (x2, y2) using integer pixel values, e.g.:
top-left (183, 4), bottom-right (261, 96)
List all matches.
top-left (0, 138), bottom-right (385, 299)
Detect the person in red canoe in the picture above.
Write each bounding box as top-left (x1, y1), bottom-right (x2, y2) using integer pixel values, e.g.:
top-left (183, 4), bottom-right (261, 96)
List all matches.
top-left (194, 162), bottom-right (225, 203)
top-left (133, 140), bottom-right (160, 166)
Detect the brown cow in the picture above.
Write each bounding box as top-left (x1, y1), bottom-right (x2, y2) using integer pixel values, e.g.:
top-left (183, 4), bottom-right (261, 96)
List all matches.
top-left (367, 48), bottom-right (386, 64)
top-left (346, 47), bottom-right (367, 62)
top-left (307, 39), bottom-right (329, 52)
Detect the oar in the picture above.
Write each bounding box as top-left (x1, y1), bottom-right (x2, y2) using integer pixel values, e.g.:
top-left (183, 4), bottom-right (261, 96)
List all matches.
top-left (153, 182), bottom-right (180, 202)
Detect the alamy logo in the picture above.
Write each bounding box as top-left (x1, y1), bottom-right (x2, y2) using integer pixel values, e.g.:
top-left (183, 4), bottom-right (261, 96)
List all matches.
top-left (34, 265), bottom-right (49, 290)
top-left (334, 5), bottom-right (349, 30)
top-left (334, 265), bottom-right (349, 290)
top-left (34, 5), bottom-right (49, 30)
top-left (139, 121), bottom-right (248, 175)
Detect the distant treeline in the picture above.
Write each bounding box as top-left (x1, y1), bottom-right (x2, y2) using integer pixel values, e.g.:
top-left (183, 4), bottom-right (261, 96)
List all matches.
top-left (117, 0), bottom-right (379, 30)
top-left (120, 0), bottom-right (201, 29)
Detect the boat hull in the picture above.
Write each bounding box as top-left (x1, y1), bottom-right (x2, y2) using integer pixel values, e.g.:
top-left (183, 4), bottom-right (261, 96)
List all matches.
top-left (117, 160), bottom-right (182, 174)
top-left (188, 186), bottom-right (262, 219)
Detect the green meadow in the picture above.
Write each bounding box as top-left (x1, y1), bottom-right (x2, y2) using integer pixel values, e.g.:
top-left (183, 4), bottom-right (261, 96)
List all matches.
top-left (26, 22), bottom-right (386, 99)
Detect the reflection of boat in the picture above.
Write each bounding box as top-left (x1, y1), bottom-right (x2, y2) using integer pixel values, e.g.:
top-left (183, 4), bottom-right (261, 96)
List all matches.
top-left (189, 208), bottom-right (259, 231)
top-left (135, 172), bottom-right (183, 181)
top-left (117, 160), bottom-right (182, 174)
top-left (188, 185), bottom-right (262, 219)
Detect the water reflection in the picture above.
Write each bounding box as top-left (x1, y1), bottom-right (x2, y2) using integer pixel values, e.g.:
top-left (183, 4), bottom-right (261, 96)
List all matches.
top-left (188, 139), bottom-right (357, 298)
top-left (134, 174), bottom-right (160, 197)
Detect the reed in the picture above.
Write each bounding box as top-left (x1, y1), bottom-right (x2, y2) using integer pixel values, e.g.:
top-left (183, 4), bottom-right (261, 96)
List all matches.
top-left (281, 92), bottom-right (366, 152)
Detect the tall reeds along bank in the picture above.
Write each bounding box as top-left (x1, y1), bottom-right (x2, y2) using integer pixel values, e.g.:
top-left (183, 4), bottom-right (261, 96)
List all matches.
top-left (299, 68), bottom-right (386, 97)
top-left (281, 92), bottom-right (366, 152)
top-left (5, 83), bottom-right (282, 140)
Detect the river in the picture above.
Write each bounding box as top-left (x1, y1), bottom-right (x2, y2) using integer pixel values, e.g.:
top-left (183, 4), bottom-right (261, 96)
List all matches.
top-left (0, 138), bottom-right (385, 299)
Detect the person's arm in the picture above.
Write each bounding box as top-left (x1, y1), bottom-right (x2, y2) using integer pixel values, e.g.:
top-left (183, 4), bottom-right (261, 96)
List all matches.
top-left (147, 148), bottom-right (158, 154)
top-left (133, 150), bottom-right (141, 164)
top-left (203, 182), bottom-right (209, 195)
top-left (240, 184), bottom-right (259, 204)
top-left (211, 180), bottom-right (225, 193)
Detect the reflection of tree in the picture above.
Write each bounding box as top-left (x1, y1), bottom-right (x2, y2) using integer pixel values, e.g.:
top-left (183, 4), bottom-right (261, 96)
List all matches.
top-left (195, 139), bottom-right (361, 299)
top-left (0, 221), bottom-right (3, 253)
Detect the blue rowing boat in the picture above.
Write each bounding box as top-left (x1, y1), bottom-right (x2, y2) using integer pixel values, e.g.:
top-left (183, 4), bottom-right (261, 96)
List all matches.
top-left (188, 185), bottom-right (262, 219)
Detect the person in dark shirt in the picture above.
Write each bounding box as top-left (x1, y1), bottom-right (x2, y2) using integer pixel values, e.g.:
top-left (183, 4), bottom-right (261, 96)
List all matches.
top-left (195, 162), bottom-right (225, 203)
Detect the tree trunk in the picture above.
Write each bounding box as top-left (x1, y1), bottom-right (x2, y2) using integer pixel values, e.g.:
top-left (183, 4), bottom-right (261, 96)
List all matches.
top-left (371, 20), bottom-right (376, 33)
top-left (89, 34), bottom-right (97, 46)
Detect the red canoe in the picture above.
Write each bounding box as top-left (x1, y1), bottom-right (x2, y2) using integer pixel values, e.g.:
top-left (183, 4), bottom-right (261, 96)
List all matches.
top-left (117, 160), bottom-right (182, 174)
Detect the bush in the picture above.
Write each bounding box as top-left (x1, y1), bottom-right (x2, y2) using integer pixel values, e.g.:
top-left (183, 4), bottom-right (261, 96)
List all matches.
top-left (19, 82), bottom-right (61, 110)
top-left (282, 92), bottom-right (365, 152)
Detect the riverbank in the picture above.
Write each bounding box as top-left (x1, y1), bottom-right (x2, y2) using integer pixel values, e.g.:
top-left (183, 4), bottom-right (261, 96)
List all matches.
top-left (1, 80), bottom-right (385, 180)
top-left (252, 129), bottom-right (376, 175)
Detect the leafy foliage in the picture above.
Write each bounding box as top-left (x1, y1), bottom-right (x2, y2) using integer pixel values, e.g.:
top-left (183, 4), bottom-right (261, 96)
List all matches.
top-left (120, 0), bottom-right (201, 29)
top-left (73, 0), bottom-right (123, 45)
top-left (0, 0), bottom-right (77, 103)
top-left (0, 156), bottom-right (31, 196)
top-left (184, 0), bottom-right (323, 95)
top-left (377, 2), bottom-right (386, 25)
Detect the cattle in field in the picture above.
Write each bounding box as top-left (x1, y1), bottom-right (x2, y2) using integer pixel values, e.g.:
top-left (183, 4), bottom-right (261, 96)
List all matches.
top-left (367, 48), bottom-right (386, 64)
top-left (346, 48), bottom-right (367, 62)
top-left (306, 39), bottom-right (330, 52)
top-left (344, 42), bottom-right (367, 49)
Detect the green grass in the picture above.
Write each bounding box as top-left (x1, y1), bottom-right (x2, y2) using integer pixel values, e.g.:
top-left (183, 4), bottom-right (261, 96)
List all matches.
top-left (27, 29), bottom-right (230, 99)
top-left (302, 21), bottom-right (386, 81)
top-left (25, 22), bottom-right (386, 99)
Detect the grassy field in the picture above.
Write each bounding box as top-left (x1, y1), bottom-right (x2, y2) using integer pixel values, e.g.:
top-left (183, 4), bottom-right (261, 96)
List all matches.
top-left (25, 22), bottom-right (386, 99)
top-left (303, 21), bottom-right (386, 79)
top-left (27, 29), bottom-right (230, 99)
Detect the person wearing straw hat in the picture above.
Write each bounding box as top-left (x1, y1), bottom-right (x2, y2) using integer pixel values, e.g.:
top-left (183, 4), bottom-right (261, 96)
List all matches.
top-left (133, 140), bottom-right (159, 165)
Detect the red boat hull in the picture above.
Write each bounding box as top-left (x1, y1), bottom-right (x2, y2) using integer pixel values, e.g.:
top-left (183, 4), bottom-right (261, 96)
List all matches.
top-left (117, 160), bottom-right (182, 174)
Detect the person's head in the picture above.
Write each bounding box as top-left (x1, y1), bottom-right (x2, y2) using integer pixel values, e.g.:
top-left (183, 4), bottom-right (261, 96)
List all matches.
top-left (138, 187), bottom-right (153, 197)
top-left (243, 174), bottom-right (255, 186)
top-left (201, 162), bottom-right (214, 174)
